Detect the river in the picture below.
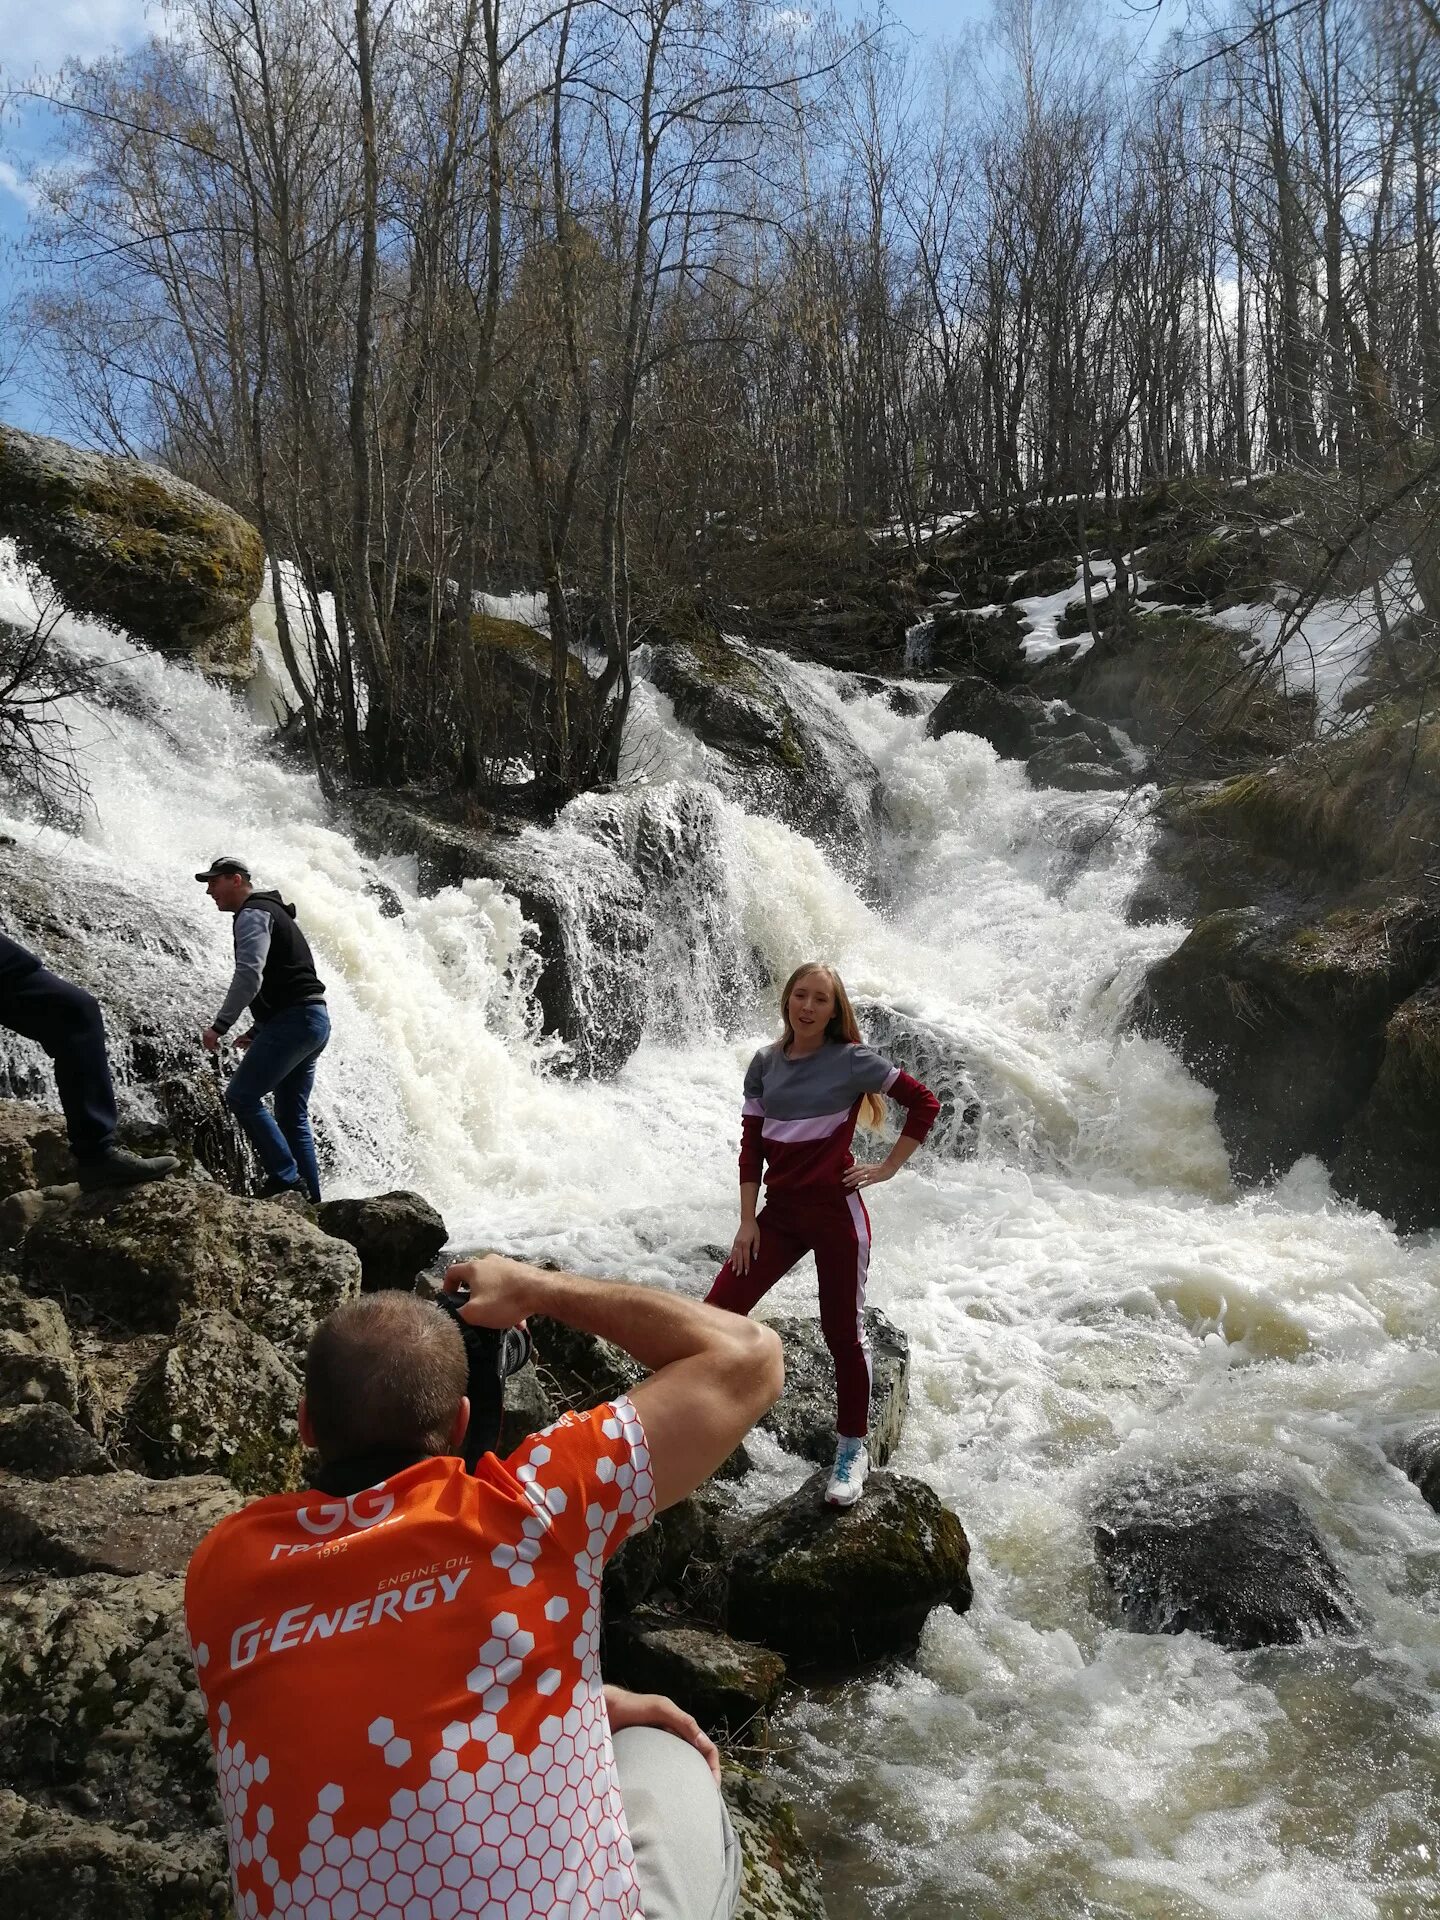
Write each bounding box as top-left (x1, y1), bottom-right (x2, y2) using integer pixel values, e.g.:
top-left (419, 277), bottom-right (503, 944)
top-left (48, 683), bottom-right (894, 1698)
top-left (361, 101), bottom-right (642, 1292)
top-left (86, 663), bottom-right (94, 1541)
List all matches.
top-left (2, 541), bottom-right (1439, 1919)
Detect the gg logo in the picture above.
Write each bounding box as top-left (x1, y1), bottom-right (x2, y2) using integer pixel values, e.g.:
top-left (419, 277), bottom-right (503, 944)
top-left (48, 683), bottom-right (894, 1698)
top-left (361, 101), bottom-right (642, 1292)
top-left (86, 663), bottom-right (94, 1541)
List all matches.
top-left (295, 1486), bottom-right (396, 1536)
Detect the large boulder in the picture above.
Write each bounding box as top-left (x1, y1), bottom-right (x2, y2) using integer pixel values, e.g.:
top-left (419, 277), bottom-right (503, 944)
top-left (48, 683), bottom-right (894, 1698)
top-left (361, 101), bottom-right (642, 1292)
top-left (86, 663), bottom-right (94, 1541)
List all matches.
top-left (725, 1470), bottom-right (972, 1667)
top-left (0, 426), bottom-right (263, 675)
top-left (0, 1571), bottom-right (217, 1833)
top-left (0, 1402), bottom-right (110, 1478)
top-left (1092, 1472), bottom-right (1359, 1650)
top-left (647, 636), bottom-right (879, 850)
top-left (0, 1277), bottom-right (81, 1412)
top-left (605, 1614), bottom-right (786, 1739)
top-left (1132, 899), bottom-right (1440, 1183)
top-left (0, 1103), bottom-right (71, 1197)
top-left (23, 1177), bottom-right (360, 1366)
top-left (854, 1000), bottom-right (982, 1159)
top-left (0, 1471), bottom-right (241, 1576)
top-left (1392, 1427), bottom-right (1440, 1513)
top-left (0, 1792), bottom-right (226, 1920)
top-left (926, 675), bottom-right (1051, 756)
top-left (923, 603), bottom-right (1027, 682)
top-left (1331, 976), bottom-right (1440, 1230)
top-left (124, 1309), bottom-right (301, 1493)
top-left (722, 1764), bottom-right (829, 1920)
top-left (760, 1309), bottom-right (910, 1469)
top-left (315, 1190), bottom-right (448, 1291)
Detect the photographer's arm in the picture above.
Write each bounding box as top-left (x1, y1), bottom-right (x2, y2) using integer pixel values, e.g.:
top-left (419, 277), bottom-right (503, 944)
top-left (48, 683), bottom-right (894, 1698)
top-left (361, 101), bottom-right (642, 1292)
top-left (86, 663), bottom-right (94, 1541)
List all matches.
top-left (444, 1255), bottom-right (783, 1512)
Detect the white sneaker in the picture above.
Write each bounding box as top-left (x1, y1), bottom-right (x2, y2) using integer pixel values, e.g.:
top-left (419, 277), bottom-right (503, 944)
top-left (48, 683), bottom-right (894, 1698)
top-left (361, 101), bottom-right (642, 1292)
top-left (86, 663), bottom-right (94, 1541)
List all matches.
top-left (825, 1436), bottom-right (869, 1508)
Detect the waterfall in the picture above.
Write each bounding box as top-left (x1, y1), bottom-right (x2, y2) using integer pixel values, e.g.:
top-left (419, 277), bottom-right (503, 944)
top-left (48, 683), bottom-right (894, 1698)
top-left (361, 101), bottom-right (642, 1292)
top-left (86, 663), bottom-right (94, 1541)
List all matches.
top-left (3, 537), bottom-right (1439, 1918)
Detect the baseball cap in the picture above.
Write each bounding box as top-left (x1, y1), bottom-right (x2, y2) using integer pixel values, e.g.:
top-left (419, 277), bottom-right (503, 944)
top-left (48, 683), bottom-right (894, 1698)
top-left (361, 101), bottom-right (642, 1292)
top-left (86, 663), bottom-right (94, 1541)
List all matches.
top-left (194, 856), bottom-right (252, 882)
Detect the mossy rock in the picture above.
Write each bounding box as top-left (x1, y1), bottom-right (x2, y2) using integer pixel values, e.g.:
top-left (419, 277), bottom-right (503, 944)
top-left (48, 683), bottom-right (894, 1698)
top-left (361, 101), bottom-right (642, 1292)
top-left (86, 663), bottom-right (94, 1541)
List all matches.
top-left (0, 427), bottom-right (263, 675)
top-left (722, 1763), bottom-right (829, 1920)
top-left (1007, 554), bottom-right (1078, 600)
top-left (125, 1309), bottom-right (302, 1494)
top-left (725, 1469), bottom-right (972, 1668)
top-left (1332, 976), bottom-right (1440, 1229)
top-left (0, 1789), bottom-right (226, 1919)
top-left (926, 603), bottom-right (1027, 683)
top-left (605, 1614), bottom-right (786, 1739)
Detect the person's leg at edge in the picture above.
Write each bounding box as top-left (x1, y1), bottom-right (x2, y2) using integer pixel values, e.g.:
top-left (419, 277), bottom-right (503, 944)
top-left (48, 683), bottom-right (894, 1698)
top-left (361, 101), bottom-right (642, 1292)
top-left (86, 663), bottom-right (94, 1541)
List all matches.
top-left (705, 1204), bottom-right (810, 1318)
top-left (222, 1009), bottom-right (321, 1190)
top-left (271, 1005), bottom-right (330, 1201)
top-left (0, 966), bottom-right (118, 1160)
top-left (612, 1725), bottom-right (742, 1920)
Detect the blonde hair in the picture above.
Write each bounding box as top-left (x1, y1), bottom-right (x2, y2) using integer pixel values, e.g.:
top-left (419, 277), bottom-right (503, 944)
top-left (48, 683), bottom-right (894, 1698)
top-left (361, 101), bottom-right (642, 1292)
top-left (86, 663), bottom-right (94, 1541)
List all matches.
top-left (779, 962), bottom-right (885, 1130)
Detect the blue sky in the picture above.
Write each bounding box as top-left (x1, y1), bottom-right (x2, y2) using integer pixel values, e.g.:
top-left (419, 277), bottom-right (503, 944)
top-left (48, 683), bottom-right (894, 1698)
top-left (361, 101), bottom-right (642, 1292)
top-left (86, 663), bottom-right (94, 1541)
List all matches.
top-left (0, 0), bottom-right (1177, 436)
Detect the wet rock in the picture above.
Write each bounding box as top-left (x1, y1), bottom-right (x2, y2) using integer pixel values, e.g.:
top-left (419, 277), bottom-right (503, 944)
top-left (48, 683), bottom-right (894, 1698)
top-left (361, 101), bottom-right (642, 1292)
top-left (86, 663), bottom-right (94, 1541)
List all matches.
top-left (927, 676), bottom-right (1050, 757)
top-left (1331, 976), bottom-right (1440, 1231)
top-left (530, 1313), bottom-right (646, 1410)
top-left (0, 1572), bottom-right (218, 1833)
top-left (1092, 1472), bottom-right (1359, 1650)
top-left (346, 792), bottom-right (648, 1077)
top-left (1031, 756), bottom-right (1131, 794)
top-left (1392, 1427), bottom-right (1440, 1512)
top-left (0, 1471), bottom-right (241, 1576)
top-left (497, 1360), bottom-right (559, 1456)
top-left (145, 1070), bottom-right (255, 1193)
top-left (722, 1764), bottom-right (828, 1920)
top-left (606, 1614), bottom-right (786, 1739)
top-left (926, 603), bottom-right (1027, 682)
top-left (0, 1403), bottom-right (110, 1478)
top-left (315, 1190), bottom-right (448, 1292)
top-left (24, 1176), bottom-right (360, 1366)
top-left (0, 1279), bottom-right (81, 1412)
top-left (0, 1103), bottom-right (71, 1198)
top-left (855, 999), bottom-right (982, 1159)
top-left (604, 1493), bottom-right (709, 1619)
top-left (125, 1309), bottom-right (301, 1494)
top-left (760, 1309), bottom-right (910, 1469)
top-left (725, 1470), bottom-right (972, 1667)
top-left (1132, 899), bottom-right (1440, 1183)
top-left (0, 1789), bottom-right (226, 1919)
top-left (0, 426), bottom-right (263, 675)
top-left (649, 636), bottom-right (879, 851)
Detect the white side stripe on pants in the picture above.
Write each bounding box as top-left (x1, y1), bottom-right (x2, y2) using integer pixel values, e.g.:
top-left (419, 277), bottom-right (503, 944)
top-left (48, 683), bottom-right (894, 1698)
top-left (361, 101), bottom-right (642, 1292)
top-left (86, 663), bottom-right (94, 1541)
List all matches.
top-left (845, 1192), bottom-right (874, 1411)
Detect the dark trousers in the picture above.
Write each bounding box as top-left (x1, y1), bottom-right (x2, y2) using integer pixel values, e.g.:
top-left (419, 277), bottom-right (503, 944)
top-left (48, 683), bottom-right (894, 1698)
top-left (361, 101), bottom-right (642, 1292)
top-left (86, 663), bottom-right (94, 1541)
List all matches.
top-left (0, 938), bottom-right (118, 1161)
top-left (223, 1002), bottom-right (330, 1200)
top-left (707, 1189), bottom-right (874, 1438)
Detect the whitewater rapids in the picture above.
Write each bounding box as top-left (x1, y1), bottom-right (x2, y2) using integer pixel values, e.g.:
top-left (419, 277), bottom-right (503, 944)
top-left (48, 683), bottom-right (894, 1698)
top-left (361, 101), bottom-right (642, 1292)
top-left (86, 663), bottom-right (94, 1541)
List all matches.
top-left (2, 543), bottom-right (1439, 1919)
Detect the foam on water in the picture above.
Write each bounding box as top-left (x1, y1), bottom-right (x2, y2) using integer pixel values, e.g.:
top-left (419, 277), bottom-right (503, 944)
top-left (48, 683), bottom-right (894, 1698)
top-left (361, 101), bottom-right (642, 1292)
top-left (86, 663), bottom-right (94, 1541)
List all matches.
top-left (3, 540), bottom-right (1440, 1916)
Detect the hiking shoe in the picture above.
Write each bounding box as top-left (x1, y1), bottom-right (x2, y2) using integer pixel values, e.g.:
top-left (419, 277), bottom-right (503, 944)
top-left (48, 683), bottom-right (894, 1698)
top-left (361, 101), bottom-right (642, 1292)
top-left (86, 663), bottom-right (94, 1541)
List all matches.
top-left (258, 1176), bottom-right (309, 1199)
top-left (825, 1436), bottom-right (869, 1508)
top-left (76, 1147), bottom-right (180, 1192)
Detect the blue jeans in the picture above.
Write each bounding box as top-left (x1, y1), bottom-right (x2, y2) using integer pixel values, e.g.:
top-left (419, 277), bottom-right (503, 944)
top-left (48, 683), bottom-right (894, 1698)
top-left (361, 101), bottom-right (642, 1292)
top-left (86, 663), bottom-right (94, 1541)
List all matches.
top-left (224, 1002), bottom-right (330, 1199)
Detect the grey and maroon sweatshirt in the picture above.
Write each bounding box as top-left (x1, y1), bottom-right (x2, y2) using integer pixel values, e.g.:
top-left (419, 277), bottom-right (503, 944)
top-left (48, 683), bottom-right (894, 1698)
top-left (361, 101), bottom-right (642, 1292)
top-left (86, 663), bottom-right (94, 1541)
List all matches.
top-left (738, 1040), bottom-right (940, 1196)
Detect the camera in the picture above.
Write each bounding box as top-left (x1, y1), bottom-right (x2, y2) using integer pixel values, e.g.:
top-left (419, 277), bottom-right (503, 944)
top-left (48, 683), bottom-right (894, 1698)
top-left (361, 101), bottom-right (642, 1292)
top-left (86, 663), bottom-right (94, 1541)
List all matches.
top-left (432, 1290), bottom-right (534, 1467)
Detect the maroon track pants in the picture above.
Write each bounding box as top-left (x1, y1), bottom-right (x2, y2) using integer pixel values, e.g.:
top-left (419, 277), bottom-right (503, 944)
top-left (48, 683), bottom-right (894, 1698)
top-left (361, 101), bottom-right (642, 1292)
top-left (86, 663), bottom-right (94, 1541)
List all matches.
top-left (705, 1190), bottom-right (873, 1438)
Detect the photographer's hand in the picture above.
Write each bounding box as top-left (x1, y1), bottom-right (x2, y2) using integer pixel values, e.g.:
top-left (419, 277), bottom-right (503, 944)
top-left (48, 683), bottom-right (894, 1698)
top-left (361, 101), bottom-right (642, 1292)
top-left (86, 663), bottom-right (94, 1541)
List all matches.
top-left (443, 1254), bottom-right (537, 1328)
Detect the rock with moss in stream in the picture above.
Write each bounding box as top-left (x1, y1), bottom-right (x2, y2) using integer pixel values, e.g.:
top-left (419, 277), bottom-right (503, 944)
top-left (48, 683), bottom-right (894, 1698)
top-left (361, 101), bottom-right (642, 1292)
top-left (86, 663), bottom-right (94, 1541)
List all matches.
top-left (124, 1308), bottom-right (302, 1493)
top-left (722, 1763), bottom-right (829, 1920)
top-left (605, 1613), bottom-right (787, 1740)
top-left (1092, 1470), bottom-right (1359, 1650)
top-left (23, 1176), bottom-right (360, 1367)
top-left (725, 1469), bottom-right (972, 1667)
top-left (1331, 975), bottom-right (1440, 1231)
top-left (1132, 898), bottom-right (1440, 1184)
top-left (0, 426), bottom-right (263, 676)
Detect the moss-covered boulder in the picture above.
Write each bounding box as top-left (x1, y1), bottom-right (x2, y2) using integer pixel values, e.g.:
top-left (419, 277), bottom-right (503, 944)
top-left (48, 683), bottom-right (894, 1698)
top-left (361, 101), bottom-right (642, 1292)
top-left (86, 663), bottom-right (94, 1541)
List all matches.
top-left (648, 635), bottom-right (879, 847)
top-left (924, 603), bottom-right (1027, 681)
top-left (722, 1764), bottom-right (829, 1920)
top-left (1331, 976), bottom-right (1440, 1229)
top-left (725, 1470), bottom-right (972, 1667)
top-left (0, 1471), bottom-right (241, 1577)
top-left (1133, 898), bottom-right (1440, 1182)
top-left (0, 426), bottom-right (263, 675)
top-left (125, 1309), bottom-right (301, 1493)
top-left (315, 1189), bottom-right (448, 1292)
top-left (605, 1614), bottom-right (786, 1739)
top-left (0, 1791), bottom-right (227, 1920)
top-left (1093, 1471), bottom-right (1359, 1650)
top-left (0, 1572), bottom-right (219, 1834)
top-left (23, 1177), bottom-right (360, 1367)
top-left (708, 522), bottom-right (916, 672)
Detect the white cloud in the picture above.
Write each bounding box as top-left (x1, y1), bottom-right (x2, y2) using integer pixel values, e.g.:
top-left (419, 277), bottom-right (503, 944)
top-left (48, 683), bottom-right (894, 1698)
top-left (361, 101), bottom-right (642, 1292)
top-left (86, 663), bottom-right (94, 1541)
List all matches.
top-left (5, 0), bottom-right (155, 76)
top-left (0, 159), bottom-right (40, 210)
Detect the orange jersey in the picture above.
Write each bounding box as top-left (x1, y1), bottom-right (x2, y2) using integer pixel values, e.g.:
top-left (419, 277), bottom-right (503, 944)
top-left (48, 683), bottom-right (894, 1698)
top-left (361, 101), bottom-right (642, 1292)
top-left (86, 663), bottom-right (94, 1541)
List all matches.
top-left (184, 1397), bottom-right (656, 1920)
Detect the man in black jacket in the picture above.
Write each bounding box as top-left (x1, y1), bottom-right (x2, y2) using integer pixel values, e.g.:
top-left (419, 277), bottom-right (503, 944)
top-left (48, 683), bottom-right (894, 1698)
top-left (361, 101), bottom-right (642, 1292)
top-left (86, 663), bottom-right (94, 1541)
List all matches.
top-left (0, 932), bottom-right (179, 1190)
top-left (197, 856), bottom-right (330, 1201)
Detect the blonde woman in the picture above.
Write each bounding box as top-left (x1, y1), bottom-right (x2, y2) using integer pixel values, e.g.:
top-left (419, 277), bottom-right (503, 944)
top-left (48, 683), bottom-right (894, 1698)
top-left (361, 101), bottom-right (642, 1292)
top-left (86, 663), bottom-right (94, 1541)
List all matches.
top-left (706, 963), bottom-right (939, 1506)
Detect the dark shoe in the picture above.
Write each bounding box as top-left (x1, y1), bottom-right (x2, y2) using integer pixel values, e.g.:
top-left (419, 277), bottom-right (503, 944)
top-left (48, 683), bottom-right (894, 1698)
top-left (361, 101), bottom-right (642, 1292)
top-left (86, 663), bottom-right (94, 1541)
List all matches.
top-left (76, 1147), bottom-right (180, 1193)
top-left (258, 1176), bottom-right (309, 1199)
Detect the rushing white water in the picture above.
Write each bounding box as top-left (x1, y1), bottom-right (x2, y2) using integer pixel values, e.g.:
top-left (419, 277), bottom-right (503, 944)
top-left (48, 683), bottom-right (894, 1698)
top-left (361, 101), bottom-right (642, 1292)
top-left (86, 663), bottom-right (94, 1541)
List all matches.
top-left (4, 540), bottom-right (1440, 1918)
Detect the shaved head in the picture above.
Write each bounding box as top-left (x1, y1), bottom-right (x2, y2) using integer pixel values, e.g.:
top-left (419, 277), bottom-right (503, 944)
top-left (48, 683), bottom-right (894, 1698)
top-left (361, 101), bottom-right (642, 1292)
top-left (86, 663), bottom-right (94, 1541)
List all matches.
top-left (304, 1293), bottom-right (467, 1462)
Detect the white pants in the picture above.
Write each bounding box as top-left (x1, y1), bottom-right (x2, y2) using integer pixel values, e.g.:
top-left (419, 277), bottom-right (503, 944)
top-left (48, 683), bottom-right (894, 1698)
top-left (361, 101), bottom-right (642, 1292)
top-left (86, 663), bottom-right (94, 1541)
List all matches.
top-left (613, 1726), bottom-right (743, 1920)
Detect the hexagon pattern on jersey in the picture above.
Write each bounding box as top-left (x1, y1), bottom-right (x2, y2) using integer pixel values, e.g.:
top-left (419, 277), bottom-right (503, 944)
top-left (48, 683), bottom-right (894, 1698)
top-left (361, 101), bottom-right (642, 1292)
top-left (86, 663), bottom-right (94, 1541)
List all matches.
top-left (192, 1397), bottom-right (656, 1920)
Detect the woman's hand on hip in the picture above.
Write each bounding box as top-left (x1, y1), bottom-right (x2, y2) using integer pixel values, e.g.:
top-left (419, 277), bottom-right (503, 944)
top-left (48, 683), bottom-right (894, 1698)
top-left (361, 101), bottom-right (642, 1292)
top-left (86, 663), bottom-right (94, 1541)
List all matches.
top-left (730, 1219), bottom-right (761, 1274)
top-left (843, 1162), bottom-right (894, 1191)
